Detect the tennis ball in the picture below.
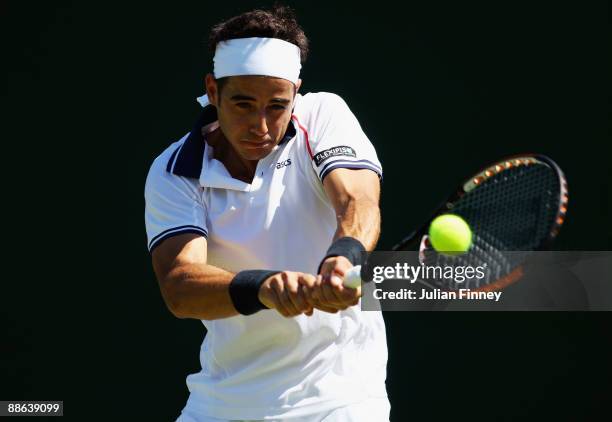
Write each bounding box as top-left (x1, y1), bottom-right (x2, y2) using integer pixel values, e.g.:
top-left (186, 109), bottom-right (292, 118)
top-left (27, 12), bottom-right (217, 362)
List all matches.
top-left (428, 214), bottom-right (473, 255)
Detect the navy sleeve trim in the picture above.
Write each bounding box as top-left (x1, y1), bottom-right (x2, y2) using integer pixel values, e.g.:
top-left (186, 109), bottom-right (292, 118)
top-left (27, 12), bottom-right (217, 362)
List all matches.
top-left (148, 225), bottom-right (208, 252)
top-left (319, 162), bottom-right (383, 182)
top-left (318, 158), bottom-right (381, 177)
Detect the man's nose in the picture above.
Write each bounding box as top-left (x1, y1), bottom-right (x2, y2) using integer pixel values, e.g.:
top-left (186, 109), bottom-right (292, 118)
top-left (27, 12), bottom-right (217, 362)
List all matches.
top-left (250, 111), bottom-right (268, 137)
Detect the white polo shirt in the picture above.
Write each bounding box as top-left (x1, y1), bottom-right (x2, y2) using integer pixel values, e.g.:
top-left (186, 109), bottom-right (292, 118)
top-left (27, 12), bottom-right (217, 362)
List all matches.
top-left (144, 92), bottom-right (388, 420)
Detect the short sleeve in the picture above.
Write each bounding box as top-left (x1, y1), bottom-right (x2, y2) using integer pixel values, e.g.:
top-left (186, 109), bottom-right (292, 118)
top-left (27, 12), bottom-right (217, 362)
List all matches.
top-left (309, 93), bottom-right (382, 181)
top-left (144, 148), bottom-right (208, 252)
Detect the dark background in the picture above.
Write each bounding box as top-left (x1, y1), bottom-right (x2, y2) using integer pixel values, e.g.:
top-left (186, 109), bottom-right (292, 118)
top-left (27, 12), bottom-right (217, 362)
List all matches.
top-left (2, 1), bottom-right (611, 421)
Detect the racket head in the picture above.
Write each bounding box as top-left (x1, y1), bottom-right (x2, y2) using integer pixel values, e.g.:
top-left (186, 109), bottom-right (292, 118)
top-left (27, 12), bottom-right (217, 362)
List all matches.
top-left (392, 154), bottom-right (568, 291)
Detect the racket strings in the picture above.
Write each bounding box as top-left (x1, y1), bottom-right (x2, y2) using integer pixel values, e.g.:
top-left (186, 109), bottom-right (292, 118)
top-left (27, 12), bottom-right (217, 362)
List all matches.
top-left (452, 164), bottom-right (560, 250)
top-left (420, 232), bottom-right (520, 290)
top-left (418, 161), bottom-right (561, 290)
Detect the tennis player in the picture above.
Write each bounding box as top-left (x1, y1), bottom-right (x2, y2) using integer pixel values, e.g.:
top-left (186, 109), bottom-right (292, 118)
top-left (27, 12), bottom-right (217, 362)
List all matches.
top-left (145, 6), bottom-right (389, 421)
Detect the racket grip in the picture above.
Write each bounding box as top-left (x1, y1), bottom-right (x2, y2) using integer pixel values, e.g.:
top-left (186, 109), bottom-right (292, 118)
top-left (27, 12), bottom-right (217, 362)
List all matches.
top-left (343, 265), bottom-right (362, 288)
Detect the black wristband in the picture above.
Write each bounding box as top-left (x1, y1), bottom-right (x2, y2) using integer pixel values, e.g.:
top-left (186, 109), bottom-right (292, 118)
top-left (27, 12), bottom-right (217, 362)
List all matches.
top-left (318, 236), bottom-right (367, 273)
top-left (229, 270), bottom-right (279, 315)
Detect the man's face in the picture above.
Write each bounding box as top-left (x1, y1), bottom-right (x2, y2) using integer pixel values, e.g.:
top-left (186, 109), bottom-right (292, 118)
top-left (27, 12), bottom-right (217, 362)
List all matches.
top-left (206, 74), bottom-right (300, 161)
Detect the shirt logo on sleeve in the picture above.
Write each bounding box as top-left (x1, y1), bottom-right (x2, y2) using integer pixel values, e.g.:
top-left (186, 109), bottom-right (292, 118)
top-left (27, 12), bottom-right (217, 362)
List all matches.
top-left (314, 146), bottom-right (357, 167)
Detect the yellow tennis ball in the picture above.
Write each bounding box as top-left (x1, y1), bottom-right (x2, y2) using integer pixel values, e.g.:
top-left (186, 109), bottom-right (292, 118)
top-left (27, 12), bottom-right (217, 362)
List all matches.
top-left (428, 214), bottom-right (473, 254)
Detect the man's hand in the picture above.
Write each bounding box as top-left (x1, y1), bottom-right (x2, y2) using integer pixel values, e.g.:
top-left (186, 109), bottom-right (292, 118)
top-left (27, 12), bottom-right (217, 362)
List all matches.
top-left (256, 260), bottom-right (362, 318)
top-left (258, 271), bottom-right (317, 318)
top-left (313, 256), bottom-right (362, 313)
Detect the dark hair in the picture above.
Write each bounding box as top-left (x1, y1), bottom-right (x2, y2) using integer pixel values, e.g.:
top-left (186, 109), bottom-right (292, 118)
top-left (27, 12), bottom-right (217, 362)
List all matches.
top-left (208, 5), bottom-right (308, 94)
top-left (209, 5), bottom-right (308, 63)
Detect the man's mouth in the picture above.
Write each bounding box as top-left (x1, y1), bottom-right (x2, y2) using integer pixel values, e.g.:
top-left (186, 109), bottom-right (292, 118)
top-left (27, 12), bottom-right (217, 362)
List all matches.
top-left (241, 140), bottom-right (273, 149)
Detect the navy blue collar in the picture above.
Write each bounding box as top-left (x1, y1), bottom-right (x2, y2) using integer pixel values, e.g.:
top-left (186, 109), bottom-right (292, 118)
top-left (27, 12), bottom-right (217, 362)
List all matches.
top-left (167, 105), bottom-right (297, 179)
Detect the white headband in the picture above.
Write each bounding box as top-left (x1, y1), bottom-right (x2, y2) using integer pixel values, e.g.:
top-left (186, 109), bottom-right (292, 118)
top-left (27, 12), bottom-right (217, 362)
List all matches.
top-left (213, 37), bottom-right (301, 84)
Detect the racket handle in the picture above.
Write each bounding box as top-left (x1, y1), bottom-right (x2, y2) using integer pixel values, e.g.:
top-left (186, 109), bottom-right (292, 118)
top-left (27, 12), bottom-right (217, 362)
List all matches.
top-left (343, 265), bottom-right (362, 288)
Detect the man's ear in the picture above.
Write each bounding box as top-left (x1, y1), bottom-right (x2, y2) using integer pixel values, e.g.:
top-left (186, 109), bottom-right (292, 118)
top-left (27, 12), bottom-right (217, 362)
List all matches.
top-left (295, 78), bottom-right (302, 95)
top-left (205, 73), bottom-right (218, 106)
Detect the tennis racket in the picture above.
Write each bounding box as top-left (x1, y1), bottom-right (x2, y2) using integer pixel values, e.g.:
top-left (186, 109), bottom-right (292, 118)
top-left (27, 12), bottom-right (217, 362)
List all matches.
top-left (344, 154), bottom-right (569, 292)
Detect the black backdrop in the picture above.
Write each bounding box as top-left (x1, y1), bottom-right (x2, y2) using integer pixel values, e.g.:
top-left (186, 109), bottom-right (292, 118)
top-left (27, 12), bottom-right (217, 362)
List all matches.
top-left (2, 1), bottom-right (611, 421)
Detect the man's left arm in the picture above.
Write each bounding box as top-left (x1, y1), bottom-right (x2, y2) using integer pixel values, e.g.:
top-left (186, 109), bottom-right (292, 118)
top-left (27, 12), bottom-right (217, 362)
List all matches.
top-left (324, 168), bottom-right (381, 249)
top-left (309, 168), bottom-right (381, 312)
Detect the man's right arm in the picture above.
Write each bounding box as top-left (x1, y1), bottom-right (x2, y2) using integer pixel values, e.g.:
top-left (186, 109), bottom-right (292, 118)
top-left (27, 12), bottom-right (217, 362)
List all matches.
top-left (151, 233), bottom-right (317, 320)
top-left (152, 233), bottom-right (238, 320)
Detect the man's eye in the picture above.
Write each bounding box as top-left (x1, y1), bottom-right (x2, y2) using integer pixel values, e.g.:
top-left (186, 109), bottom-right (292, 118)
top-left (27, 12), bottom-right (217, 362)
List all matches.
top-left (270, 104), bottom-right (287, 110)
top-left (235, 103), bottom-right (251, 109)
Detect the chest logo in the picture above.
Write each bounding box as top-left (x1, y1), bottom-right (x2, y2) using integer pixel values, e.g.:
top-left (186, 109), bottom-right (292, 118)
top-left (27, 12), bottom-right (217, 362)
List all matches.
top-left (276, 158), bottom-right (292, 169)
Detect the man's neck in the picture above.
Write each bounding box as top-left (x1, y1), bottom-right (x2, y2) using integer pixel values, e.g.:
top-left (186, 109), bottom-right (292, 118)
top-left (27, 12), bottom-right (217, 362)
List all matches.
top-left (206, 128), bottom-right (258, 184)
